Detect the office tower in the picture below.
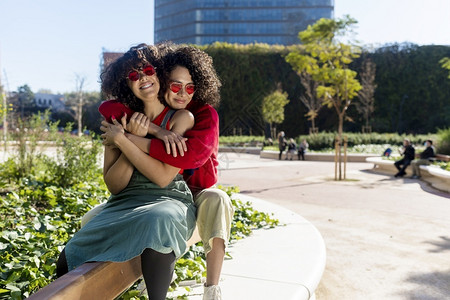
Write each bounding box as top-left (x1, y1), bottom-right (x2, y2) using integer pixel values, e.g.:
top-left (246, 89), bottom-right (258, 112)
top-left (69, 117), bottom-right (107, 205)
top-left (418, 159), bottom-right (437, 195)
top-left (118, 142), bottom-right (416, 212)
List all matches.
top-left (155, 0), bottom-right (334, 45)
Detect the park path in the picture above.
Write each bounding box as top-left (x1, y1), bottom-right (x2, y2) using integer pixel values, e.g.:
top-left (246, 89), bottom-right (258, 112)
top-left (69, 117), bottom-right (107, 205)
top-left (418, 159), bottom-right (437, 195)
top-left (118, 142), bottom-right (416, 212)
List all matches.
top-left (217, 152), bottom-right (450, 300)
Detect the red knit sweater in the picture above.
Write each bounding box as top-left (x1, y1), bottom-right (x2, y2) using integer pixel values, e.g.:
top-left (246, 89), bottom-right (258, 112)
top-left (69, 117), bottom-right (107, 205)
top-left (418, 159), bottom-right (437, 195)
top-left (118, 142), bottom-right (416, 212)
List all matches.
top-left (149, 101), bottom-right (219, 195)
top-left (98, 100), bottom-right (219, 195)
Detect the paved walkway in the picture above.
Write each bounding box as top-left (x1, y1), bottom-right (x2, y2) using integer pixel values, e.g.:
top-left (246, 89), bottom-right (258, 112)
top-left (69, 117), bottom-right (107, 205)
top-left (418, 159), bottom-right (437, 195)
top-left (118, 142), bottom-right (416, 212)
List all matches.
top-left (216, 152), bottom-right (450, 300)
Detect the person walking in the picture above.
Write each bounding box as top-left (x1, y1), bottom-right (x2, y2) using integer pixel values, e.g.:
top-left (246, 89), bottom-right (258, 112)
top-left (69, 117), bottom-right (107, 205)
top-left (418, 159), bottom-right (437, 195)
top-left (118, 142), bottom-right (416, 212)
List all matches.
top-left (278, 131), bottom-right (287, 160)
top-left (298, 139), bottom-right (309, 160)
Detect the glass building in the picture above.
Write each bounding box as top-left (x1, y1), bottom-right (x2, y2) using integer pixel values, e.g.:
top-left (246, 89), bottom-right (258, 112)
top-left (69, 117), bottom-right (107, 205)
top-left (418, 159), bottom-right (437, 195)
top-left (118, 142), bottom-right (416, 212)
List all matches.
top-left (154, 0), bottom-right (334, 45)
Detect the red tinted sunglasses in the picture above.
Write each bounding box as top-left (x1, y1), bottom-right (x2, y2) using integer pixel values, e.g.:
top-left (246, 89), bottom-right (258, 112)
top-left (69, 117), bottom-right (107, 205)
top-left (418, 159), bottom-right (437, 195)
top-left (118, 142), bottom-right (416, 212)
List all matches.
top-left (128, 65), bottom-right (156, 81)
top-left (169, 82), bottom-right (195, 95)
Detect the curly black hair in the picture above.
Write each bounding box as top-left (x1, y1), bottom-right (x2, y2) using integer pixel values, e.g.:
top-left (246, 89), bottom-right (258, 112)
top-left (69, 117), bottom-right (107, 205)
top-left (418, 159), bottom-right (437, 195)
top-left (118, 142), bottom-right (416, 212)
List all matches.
top-left (100, 43), bottom-right (164, 112)
top-left (158, 43), bottom-right (222, 107)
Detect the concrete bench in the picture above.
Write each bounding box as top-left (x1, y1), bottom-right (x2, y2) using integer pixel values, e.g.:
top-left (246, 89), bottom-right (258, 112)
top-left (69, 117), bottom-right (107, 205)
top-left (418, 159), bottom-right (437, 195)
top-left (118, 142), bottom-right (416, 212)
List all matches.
top-left (365, 156), bottom-right (404, 175)
top-left (170, 194), bottom-right (327, 299)
top-left (261, 150), bottom-right (378, 162)
top-left (217, 194), bottom-right (327, 300)
top-left (419, 165), bottom-right (450, 193)
top-left (366, 157), bottom-right (450, 193)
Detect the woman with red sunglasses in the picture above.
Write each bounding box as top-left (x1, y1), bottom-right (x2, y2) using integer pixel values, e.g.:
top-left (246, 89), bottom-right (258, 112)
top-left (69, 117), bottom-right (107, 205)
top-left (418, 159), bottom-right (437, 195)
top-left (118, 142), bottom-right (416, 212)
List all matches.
top-left (56, 43), bottom-right (197, 300)
top-left (80, 44), bottom-right (232, 300)
top-left (156, 45), bottom-right (233, 300)
top-left (126, 44), bottom-right (233, 300)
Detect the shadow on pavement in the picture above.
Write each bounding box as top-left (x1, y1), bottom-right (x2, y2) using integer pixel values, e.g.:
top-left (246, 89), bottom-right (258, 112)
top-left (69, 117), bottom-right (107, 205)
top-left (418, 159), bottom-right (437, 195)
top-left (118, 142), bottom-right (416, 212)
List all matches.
top-left (423, 236), bottom-right (450, 253)
top-left (399, 269), bottom-right (450, 299)
top-left (238, 181), bottom-right (324, 194)
top-left (361, 169), bottom-right (450, 198)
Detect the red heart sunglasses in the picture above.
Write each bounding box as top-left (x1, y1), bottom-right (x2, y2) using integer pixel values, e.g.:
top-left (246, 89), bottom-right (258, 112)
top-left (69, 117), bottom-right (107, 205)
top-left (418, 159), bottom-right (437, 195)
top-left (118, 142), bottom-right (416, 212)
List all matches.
top-left (169, 82), bottom-right (195, 95)
top-left (127, 65), bottom-right (156, 81)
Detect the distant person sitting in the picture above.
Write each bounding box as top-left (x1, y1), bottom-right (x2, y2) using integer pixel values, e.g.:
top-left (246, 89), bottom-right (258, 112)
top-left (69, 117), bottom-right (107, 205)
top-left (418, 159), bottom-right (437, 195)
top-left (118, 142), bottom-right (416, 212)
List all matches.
top-left (411, 140), bottom-right (435, 179)
top-left (286, 138), bottom-right (297, 160)
top-left (394, 139), bottom-right (415, 178)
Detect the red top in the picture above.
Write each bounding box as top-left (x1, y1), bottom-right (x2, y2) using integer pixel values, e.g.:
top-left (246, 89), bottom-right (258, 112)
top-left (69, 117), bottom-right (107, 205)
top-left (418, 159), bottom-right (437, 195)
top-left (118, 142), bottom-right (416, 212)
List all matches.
top-left (148, 101), bottom-right (219, 195)
top-left (151, 106), bottom-right (172, 130)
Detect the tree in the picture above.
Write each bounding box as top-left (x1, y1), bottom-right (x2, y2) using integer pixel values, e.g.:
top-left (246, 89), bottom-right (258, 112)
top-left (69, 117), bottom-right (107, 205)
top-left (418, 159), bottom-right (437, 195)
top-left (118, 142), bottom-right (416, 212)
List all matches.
top-left (355, 56), bottom-right (377, 132)
top-left (287, 16), bottom-right (362, 179)
top-left (64, 75), bottom-right (87, 136)
top-left (0, 85), bottom-right (7, 142)
top-left (262, 88), bottom-right (290, 138)
top-left (16, 85), bottom-right (36, 119)
top-left (285, 49), bottom-right (323, 134)
top-left (75, 75), bottom-right (85, 136)
top-left (64, 90), bottom-right (101, 133)
top-left (299, 72), bottom-right (322, 134)
top-left (440, 57), bottom-right (450, 78)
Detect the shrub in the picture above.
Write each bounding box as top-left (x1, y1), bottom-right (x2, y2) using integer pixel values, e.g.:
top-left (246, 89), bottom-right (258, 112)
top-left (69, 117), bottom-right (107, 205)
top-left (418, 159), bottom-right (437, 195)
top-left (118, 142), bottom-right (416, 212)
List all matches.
top-left (295, 132), bottom-right (437, 150)
top-left (219, 135), bottom-right (265, 146)
top-left (436, 128), bottom-right (450, 155)
top-left (1, 126), bottom-right (279, 299)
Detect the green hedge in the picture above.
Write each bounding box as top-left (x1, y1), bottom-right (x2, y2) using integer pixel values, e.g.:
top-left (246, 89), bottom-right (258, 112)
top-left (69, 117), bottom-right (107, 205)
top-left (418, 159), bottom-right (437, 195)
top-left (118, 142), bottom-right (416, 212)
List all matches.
top-left (220, 131), bottom-right (450, 155)
top-left (295, 132), bottom-right (438, 151)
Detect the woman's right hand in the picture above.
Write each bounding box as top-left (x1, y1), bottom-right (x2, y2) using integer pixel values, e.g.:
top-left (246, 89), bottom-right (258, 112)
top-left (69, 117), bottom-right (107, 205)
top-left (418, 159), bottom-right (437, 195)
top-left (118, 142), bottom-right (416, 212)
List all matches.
top-left (124, 112), bottom-right (150, 137)
top-left (154, 127), bottom-right (188, 157)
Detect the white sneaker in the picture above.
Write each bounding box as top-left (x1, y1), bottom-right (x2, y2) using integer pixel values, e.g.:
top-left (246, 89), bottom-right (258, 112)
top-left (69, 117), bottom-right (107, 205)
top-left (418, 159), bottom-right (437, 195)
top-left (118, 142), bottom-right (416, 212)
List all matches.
top-left (203, 284), bottom-right (222, 300)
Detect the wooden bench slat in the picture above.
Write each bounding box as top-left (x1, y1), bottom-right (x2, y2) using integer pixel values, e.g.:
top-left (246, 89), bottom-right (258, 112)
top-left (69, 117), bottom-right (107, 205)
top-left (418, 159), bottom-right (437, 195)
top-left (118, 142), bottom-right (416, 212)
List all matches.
top-left (27, 231), bottom-right (202, 299)
top-left (27, 257), bottom-right (142, 300)
top-left (433, 154), bottom-right (450, 162)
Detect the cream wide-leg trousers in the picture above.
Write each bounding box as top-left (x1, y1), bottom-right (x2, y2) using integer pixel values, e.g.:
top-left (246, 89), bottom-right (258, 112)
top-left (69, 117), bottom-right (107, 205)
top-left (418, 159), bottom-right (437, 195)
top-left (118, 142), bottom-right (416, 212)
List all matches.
top-left (81, 188), bottom-right (234, 254)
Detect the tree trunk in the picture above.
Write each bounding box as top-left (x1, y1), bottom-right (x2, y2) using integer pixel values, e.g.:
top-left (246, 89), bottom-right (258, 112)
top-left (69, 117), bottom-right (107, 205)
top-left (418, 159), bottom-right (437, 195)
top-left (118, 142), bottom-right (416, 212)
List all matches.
top-left (77, 95), bottom-right (83, 137)
top-left (337, 113), bottom-right (344, 180)
top-left (311, 117), bottom-right (316, 134)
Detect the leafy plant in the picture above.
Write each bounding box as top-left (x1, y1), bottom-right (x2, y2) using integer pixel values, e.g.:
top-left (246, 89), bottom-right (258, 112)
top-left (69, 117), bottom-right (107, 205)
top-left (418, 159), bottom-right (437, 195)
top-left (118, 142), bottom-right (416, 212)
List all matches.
top-left (0, 123), bottom-right (108, 299)
top-left (1, 128), bottom-right (279, 300)
top-left (436, 128), bottom-right (450, 155)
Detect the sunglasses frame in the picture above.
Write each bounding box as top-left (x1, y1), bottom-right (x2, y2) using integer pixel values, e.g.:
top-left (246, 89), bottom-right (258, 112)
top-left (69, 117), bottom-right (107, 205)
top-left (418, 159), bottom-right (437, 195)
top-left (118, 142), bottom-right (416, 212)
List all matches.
top-left (127, 65), bottom-right (156, 81)
top-left (169, 82), bottom-right (195, 95)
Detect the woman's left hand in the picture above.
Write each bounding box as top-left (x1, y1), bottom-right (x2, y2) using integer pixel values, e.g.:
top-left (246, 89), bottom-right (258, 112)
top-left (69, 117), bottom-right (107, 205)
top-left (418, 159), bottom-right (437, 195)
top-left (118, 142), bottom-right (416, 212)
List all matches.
top-left (100, 118), bottom-right (125, 147)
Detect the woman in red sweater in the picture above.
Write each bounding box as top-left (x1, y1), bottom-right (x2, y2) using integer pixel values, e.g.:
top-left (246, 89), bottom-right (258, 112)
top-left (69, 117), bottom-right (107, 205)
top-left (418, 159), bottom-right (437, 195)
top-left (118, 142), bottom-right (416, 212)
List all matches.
top-left (94, 44), bottom-right (233, 300)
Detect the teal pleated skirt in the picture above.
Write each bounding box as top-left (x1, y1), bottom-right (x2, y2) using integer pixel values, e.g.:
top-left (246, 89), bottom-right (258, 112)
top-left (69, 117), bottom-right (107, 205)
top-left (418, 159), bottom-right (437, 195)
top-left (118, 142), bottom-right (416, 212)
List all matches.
top-left (65, 171), bottom-right (196, 271)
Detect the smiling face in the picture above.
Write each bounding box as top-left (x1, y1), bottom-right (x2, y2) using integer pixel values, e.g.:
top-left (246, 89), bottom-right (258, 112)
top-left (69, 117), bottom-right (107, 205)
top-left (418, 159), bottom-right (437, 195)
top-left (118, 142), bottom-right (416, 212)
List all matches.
top-left (127, 64), bottom-right (160, 104)
top-left (164, 66), bottom-right (195, 110)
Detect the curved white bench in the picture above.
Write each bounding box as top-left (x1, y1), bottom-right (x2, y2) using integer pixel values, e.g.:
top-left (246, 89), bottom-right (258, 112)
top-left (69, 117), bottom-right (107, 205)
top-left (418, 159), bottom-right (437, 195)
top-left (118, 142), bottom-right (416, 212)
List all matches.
top-left (218, 194), bottom-right (327, 300)
top-left (28, 194), bottom-right (326, 300)
top-left (261, 150), bottom-right (378, 162)
top-left (419, 165), bottom-right (450, 193)
top-left (365, 156), bottom-right (406, 175)
top-left (366, 157), bottom-right (450, 193)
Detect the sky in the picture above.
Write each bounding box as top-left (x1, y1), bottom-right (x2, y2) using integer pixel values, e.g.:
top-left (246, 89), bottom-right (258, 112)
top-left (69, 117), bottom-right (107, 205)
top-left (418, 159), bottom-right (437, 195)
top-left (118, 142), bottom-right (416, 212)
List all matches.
top-left (0, 0), bottom-right (449, 94)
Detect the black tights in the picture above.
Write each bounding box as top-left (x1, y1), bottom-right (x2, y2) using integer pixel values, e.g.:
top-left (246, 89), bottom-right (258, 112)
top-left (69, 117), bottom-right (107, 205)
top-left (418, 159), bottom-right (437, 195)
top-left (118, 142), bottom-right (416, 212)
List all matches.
top-left (141, 248), bottom-right (176, 300)
top-left (55, 248), bottom-right (175, 300)
top-left (56, 248), bottom-right (68, 278)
